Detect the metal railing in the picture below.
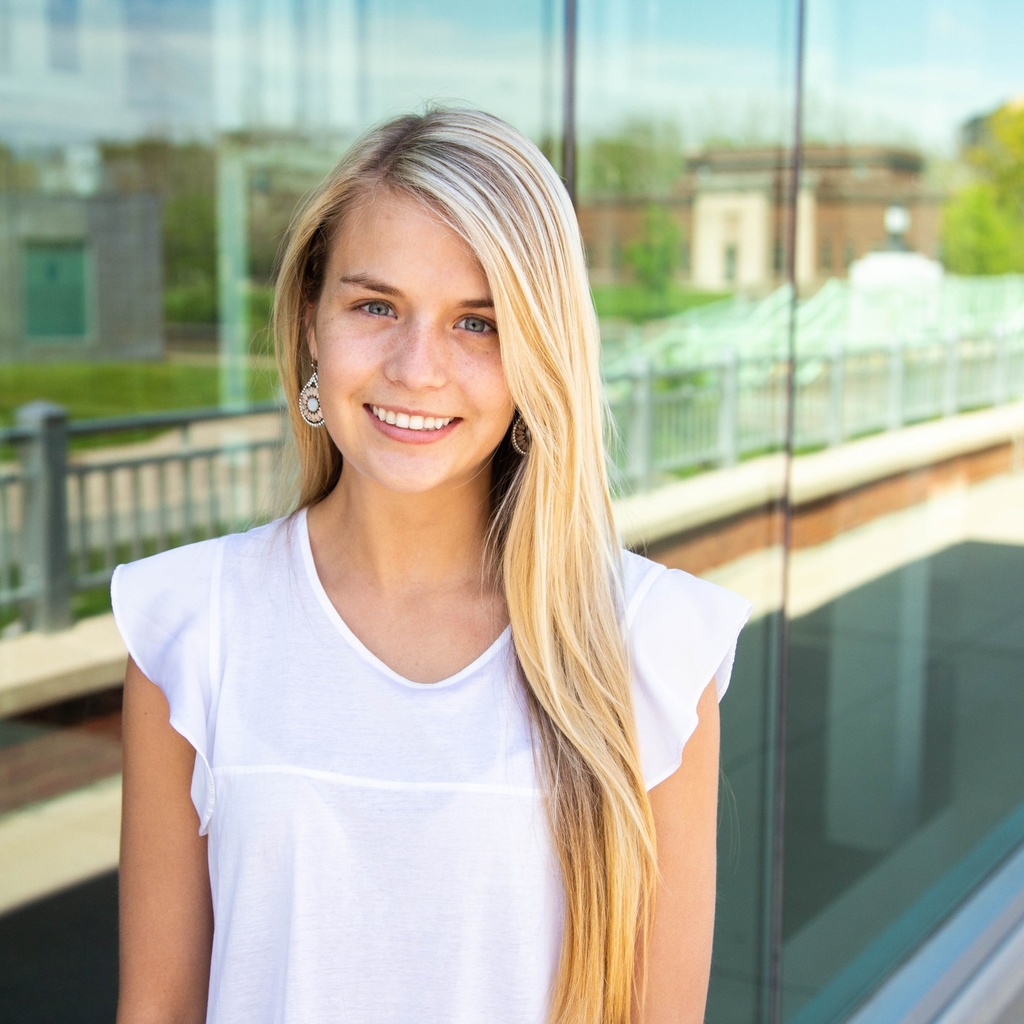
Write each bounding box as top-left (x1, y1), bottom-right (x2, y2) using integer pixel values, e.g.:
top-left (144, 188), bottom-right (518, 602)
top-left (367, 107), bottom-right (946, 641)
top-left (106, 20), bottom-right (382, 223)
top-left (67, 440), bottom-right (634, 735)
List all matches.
top-left (0, 402), bottom-right (287, 632)
top-left (606, 332), bottom-right (1024, 488)
top-left (2, 327), bottom-right (1023, 632)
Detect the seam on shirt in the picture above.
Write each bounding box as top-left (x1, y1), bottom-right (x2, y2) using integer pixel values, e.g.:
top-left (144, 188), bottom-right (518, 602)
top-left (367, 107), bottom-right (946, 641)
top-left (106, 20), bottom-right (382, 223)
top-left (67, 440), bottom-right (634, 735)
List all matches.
top-left (215, 763), bottom-right (542, 796)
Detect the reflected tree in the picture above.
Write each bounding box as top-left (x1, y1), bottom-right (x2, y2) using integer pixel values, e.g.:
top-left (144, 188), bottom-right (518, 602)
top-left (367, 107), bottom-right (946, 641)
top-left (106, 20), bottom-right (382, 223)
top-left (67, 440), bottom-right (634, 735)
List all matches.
top-left (579, 118), bottom-right (684, 198)
top-left (941, 102), bottom-right (1024, 274)
top-left (625, 205), bottom-right (682, 294)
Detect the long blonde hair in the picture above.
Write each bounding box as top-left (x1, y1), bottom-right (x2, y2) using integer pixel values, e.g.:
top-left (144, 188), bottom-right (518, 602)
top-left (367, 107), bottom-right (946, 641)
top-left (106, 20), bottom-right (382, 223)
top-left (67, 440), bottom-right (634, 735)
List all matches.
top-left (273, 108), bottom-right (657, 1023)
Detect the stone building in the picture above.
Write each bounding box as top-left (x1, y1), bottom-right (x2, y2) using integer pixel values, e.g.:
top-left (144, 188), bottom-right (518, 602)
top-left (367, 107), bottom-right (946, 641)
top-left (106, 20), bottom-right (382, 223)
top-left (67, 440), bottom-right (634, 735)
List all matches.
top-left (0, 194), bottom-right (162, 362)
top-left (578, 144), bottom-right (944, 294)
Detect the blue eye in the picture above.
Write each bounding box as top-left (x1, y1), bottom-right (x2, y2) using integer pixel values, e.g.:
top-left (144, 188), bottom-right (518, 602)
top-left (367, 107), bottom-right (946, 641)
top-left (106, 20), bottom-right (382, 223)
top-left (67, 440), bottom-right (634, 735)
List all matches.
top-left (360, 300), bottom-right (393, 317)
top-left (458, 316), bottom-right (493, 334)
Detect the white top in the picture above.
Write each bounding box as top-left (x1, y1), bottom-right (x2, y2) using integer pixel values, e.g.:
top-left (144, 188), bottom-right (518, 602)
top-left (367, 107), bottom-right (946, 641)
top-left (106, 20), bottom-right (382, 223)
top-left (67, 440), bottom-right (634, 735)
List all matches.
top-left (111, 510), bottom-right (752, 1024)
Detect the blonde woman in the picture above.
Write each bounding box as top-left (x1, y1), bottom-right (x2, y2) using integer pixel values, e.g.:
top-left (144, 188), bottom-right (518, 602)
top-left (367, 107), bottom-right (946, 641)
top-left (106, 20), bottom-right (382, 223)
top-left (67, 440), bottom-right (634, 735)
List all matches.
top-left (114, 108), bottom-right (751, 1024)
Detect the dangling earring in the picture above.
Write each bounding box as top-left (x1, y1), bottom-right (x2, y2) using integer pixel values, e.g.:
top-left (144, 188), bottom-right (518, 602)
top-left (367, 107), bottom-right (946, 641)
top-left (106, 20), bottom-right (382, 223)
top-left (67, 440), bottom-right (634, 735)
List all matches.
top-left (299, 363), bottom-right (325, 428)
top-left (510, 411), bottom-right (531, 456)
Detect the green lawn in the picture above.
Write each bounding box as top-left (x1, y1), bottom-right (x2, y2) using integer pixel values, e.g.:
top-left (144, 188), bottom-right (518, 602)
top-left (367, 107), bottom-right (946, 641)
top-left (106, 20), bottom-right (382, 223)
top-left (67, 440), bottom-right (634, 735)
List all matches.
top-left (0, 361), bottom-right (280, 427)
top-left (591, 283), bottom-right (729, 322)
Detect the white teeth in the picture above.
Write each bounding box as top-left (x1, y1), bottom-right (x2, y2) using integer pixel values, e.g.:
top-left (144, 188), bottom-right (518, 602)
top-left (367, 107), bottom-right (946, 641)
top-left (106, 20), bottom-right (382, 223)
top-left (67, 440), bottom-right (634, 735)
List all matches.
top-left (371, 406), bottom-right (453, 431)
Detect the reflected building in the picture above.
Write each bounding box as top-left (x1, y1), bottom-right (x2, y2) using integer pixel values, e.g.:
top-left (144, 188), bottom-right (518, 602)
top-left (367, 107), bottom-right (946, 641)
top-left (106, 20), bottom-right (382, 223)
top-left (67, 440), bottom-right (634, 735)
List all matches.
top-left (0, 0), bottom-right (213, 361)
top-left (580, 144), bottom-right (944, 295)
top-left (3, 2), bottom-right (1024, 1023)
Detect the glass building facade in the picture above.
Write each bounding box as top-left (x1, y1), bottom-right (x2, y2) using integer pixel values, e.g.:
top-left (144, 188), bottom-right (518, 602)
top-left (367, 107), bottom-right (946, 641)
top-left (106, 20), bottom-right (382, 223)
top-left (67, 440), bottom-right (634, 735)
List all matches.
top-left (2, 1), bottom-right (1023, 1021)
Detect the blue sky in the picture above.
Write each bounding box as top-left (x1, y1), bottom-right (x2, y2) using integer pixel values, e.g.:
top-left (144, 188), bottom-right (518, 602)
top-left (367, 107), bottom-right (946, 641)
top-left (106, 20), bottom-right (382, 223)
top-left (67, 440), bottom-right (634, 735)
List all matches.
top-left (2, 0), bottom-right (1021, 154)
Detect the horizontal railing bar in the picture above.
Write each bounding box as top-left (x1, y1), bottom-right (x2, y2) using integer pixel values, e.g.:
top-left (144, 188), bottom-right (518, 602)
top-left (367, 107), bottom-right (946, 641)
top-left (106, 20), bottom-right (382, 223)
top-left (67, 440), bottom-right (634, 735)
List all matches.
top-left (66, 401), bottom-right (285, 438)
top-left (0, 401), bottom-right (285, 446)
top-left (67, 439), bottom-right (282, 475)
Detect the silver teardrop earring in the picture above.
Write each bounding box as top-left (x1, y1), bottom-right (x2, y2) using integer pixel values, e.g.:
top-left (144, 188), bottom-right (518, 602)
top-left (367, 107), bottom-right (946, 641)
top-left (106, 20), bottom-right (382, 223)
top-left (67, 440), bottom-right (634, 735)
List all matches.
top-left (298, 363), bottom-right (325, 428)
top-left (510, 411), bottom-right (531, 456)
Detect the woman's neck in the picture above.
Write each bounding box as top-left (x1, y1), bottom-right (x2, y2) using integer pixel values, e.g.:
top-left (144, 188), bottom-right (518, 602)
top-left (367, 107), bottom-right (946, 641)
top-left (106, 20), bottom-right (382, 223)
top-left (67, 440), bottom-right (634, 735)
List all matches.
top-left (307, 471), bottom-right (496, 593)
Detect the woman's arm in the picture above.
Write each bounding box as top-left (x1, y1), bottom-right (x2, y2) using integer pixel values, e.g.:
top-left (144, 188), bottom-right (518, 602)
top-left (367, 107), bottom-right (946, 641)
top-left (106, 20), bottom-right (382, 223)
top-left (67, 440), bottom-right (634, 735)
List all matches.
top-left (633, 677), bottom-right (722, 1024)
top-left (118, 657), bottom-right (213, 1024)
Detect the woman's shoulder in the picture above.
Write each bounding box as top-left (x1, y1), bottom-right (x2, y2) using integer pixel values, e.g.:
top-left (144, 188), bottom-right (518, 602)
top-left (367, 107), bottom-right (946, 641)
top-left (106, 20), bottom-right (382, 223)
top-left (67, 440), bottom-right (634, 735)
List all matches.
top-left (112, 515), bottom-right (293, 589)
top-left (620, 548), bottom-right (752, 634)
top-left (111, 516), bottom-right (296, 660)
top-left (620, 548), bottom-right (753, 789)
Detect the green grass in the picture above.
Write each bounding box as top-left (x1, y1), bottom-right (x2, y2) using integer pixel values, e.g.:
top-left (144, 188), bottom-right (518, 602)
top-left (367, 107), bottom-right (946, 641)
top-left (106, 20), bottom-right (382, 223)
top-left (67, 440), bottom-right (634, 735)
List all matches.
top-left (591, 283), bottom-right (729, 322)
top-left (0, 361), bottom-right (280, 428)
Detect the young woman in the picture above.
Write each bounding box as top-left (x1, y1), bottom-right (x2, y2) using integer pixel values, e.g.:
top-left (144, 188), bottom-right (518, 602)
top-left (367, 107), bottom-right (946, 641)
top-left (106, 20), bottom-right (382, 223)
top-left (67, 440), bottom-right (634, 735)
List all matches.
top-left (114, 108), bottom-right (751, 1024)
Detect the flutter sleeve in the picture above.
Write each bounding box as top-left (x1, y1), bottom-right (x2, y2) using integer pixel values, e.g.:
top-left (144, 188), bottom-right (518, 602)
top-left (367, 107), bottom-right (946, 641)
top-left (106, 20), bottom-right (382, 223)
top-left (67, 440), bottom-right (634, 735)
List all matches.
top-left (111, 537), bottom-right (224, 834)
top-left (627, 563), bottom-right (753, 789)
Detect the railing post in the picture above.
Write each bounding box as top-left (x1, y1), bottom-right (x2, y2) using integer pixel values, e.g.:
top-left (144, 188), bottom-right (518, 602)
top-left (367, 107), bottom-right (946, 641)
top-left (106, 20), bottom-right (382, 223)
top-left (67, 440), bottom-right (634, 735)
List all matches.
top-left (943, 333), bottom-right (959, 417)
top-left (993, 327), bottom-right (1009, 406)
top-left (828, 349), bottom-right (845, 446)
top-left (718, 352), bottom-right (739, 465)
top-left (627, 359), bottom-right (653, 491)
top-left (887, 343), bottom-right (904, 431)
top-left (15, 402), bottom-right (72, 632)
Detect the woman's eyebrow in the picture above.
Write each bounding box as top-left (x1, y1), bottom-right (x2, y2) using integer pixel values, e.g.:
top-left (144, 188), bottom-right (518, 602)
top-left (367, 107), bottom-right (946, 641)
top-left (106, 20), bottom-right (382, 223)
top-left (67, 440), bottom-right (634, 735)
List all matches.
top-left (339, 273), bottom-right (401, 296)
top-left (340, 273), bottom-right (493, 310)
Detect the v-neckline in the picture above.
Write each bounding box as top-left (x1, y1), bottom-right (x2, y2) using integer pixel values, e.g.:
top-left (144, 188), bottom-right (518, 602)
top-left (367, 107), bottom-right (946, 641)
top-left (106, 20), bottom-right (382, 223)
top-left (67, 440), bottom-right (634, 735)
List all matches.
top-left (295, 508), bottom-right (512, 689)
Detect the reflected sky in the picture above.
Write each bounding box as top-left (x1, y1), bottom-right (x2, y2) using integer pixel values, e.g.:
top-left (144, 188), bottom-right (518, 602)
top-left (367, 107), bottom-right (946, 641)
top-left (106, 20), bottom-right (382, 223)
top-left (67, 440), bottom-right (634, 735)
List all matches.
top-left (0, 0), bottom-right (1020, 152)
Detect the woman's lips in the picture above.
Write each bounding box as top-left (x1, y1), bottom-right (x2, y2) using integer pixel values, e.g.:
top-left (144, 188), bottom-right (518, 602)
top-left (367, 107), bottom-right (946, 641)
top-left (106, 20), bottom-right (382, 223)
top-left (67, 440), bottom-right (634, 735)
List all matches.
top-left (365, 404), bottom-right (459, 442)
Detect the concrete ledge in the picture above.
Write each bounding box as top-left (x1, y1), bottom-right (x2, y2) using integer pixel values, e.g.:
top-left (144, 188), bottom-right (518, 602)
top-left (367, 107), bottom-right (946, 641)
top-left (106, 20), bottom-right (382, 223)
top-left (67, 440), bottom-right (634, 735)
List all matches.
top-left (615, 400), bottom-right (1024, 548)
top-left (0, 776), bottom-right (121, 915)
top-left (0, 614), bottom-right (126, 718)
top-left (791, 400), bottom-right (1024, 505)
top-left (615, 454), bottom-right (785, 548)
top-left (845, 839), bottom-right (1024, 1024)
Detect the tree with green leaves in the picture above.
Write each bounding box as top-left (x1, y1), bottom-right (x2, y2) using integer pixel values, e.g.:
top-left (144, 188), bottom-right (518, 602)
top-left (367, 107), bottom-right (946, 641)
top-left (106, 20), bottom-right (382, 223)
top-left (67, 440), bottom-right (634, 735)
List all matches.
top-left (625, 204), bottom-right (683, 294)
top-left (941, 102), bottom-right (1024, 274)
top-left (580, 118), bottom-right (684, 198)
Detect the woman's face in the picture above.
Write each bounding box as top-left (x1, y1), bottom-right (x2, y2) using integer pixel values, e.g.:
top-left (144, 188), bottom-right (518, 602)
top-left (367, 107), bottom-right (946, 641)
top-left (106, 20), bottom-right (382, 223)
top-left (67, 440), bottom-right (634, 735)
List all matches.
top-left (307, 191), bottom-right (515, 502)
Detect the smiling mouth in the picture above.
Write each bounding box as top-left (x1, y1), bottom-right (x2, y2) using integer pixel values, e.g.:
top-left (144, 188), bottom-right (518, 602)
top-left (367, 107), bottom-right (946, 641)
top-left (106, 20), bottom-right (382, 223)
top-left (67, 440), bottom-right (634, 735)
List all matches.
top-left (370, 405), bottom-right (455, 431)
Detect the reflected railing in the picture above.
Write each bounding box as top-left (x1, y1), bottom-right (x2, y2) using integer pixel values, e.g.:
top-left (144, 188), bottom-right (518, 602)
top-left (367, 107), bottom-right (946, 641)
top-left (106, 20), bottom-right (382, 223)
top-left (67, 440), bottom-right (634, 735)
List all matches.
top-left (606, 329), bottom-right (1024, 490)
top-left (0, 404), bottom-right (287, 633)
top-left (3, 321), bottom-right (1024, 632)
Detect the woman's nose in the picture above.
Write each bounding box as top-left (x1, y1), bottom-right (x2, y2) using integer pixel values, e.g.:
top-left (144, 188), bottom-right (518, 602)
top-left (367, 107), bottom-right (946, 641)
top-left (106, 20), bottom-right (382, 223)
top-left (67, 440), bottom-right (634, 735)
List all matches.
top-left (383, 320), bottom-right (448, 389)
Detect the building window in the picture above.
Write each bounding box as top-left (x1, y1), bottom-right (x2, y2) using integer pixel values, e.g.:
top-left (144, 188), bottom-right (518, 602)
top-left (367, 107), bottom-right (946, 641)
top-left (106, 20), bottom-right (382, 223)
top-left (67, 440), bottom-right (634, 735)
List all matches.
top-left (47, 0), bottom-right (80, 72)
top-left (23, 241), bottom-right (89, 340)
top-left (724, 243), bottom-right (737, 284)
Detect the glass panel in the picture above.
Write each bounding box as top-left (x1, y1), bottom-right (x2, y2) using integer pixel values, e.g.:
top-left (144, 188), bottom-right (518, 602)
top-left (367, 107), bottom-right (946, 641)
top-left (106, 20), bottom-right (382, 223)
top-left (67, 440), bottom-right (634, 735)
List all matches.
top-left (1, 2), bottom-right (562, 1018)
top-left (783, 0), bottom-right (1024, 1017)
top-left (576, 2), bottom-right (799, 1021)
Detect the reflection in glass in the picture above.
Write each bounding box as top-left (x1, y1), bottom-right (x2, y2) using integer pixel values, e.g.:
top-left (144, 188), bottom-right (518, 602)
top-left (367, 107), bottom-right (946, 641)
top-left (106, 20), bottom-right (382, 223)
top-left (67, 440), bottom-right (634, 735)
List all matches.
top-left (576, 4), bottom-right (796, 1023)
top-left (785, 0), bottom-right (1024, 1016)
top-left (0, 2), bottom-right (564, 1017)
